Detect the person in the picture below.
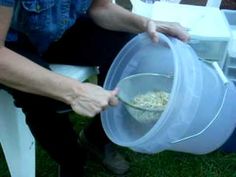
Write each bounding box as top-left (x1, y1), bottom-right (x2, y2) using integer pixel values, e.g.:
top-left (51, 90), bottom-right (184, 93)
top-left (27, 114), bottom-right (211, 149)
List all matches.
top-left (0, 0), bottom-right (189, 176)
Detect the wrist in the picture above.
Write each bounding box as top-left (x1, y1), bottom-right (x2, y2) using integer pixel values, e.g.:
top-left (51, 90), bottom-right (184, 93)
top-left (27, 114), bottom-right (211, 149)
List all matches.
top-left (50, 77), bottom-right (83, 106)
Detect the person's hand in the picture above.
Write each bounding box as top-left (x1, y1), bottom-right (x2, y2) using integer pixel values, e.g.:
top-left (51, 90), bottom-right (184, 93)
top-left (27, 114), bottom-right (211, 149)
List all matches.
top-left (69, 83), bottom-right (119, 117)
top-left (145, 20), bottom-right (190, 42)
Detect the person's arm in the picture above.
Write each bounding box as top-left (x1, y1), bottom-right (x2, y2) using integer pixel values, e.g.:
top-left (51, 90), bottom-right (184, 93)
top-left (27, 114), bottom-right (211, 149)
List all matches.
top-left (0, 5), bottom-right (118, 117)
top-left (89, 0), bottom-right (189, 42)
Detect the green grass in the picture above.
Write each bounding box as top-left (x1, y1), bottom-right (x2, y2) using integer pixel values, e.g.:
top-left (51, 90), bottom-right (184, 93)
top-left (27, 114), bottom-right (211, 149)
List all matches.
top-left (1, 113), bottom-right (236, 177)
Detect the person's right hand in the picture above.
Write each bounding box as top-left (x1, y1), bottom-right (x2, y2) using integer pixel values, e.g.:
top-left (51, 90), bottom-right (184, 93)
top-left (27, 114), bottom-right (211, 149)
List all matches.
top-left (69, 83), bottom-right (119, 117)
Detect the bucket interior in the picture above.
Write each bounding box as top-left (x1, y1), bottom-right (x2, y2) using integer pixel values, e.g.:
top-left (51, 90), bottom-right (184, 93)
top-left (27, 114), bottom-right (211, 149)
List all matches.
top-left (102, 33), bottom-right (176, 144)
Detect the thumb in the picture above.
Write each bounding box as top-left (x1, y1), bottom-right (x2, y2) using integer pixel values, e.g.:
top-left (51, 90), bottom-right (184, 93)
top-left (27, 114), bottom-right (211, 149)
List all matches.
top-left (111, 87), bottom-right (119, 96)
top-left (109, 88), bottom-right (119, 106)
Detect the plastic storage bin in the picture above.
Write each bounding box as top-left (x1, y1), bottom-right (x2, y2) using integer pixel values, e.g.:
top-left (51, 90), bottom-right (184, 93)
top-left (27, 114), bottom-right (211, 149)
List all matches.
top-left (222, 10), bottom-right (236, 84)
top-left (101, 32), bottom-right (236, 155)
top-left (150, 2), bottom-right (231, 68)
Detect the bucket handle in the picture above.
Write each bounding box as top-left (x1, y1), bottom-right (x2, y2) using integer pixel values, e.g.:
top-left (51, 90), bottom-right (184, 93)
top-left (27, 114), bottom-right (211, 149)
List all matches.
top-left (171, 62), bottom-right (229, 144)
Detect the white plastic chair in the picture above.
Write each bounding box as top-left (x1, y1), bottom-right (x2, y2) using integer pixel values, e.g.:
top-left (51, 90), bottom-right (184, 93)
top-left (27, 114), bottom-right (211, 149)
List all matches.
top-left (0, 90), bottom-right (35, 177)
top-left (0, 65), bottom-right (98, 177)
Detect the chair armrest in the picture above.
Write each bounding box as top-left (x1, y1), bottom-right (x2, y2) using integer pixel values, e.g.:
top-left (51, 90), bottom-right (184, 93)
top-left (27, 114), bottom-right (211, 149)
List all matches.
top-left (49, 64), bottom-right (99, 82)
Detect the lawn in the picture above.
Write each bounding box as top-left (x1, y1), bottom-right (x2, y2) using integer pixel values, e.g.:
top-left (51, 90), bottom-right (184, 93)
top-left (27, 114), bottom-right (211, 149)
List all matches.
top-left (1, 113), bottom-right (236, 177)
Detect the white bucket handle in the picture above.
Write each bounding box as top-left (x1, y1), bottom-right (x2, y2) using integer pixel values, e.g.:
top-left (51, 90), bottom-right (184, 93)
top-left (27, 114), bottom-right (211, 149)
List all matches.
top-left (171, 62), bottom-right (229, 144)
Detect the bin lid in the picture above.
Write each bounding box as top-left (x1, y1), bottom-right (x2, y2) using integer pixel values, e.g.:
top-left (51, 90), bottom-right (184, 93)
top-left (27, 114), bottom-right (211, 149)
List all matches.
top-left (151, 2), bottom-right (231, 40)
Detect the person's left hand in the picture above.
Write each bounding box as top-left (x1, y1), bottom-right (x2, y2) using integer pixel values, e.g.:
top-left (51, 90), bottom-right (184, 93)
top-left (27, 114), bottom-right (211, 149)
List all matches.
top-left (145, 20), bottom-right (190, 42)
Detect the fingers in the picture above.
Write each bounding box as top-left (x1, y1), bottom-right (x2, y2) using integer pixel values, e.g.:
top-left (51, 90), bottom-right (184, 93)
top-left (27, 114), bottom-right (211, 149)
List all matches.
top-left (108, 88), bottom-right (119, 106)
top-left (70, 85), bottom-right (120, 118)
top-left (71, 102), bottom-right (97, 118)
top-left (147, 20), bottom-right (190, 42)
top-left (72, 100), bottom-right (107, 118)
top-left (147, 20), bottom-right (159, 43)
top-left (71, 88), bottom-right (118, 117)
top-left (111, 87), bottom-right (119, 96)
top-left (169, 23), bottom-right (190, 42)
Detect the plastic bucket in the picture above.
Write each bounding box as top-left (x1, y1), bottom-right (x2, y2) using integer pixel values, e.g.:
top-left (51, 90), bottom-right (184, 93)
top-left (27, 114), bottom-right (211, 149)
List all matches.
top-left (101, 33), bottom-right (236, 154)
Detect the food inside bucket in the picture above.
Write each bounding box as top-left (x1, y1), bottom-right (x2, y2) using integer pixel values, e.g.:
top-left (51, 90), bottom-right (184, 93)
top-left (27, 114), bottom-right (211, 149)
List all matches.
top-left (116, 73), bottom-right (172, 124)
top-left (127, 90), bottom-right (170, 123)
top-left (130, 91), bottom-right (169, 110)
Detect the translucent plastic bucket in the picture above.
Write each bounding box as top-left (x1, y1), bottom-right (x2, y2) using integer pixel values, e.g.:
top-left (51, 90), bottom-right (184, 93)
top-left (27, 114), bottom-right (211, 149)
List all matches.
top-left (101, 33), bottom-right (236, 154)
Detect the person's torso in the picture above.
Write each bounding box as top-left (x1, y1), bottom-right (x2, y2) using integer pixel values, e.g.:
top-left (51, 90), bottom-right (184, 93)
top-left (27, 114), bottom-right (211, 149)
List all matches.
top-left (10, 0), bottom-right (92, 53)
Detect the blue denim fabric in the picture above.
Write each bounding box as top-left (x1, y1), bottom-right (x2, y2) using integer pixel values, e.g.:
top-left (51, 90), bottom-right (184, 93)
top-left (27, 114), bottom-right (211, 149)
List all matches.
top-left (1, 0), bottom-right (92, 53)
top-left (0, 0), bottom-right (14, 6)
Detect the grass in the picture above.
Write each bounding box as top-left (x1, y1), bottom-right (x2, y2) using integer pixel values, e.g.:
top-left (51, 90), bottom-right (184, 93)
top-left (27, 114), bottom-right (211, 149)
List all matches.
top-left (1, 113), bottom-right (236, 177)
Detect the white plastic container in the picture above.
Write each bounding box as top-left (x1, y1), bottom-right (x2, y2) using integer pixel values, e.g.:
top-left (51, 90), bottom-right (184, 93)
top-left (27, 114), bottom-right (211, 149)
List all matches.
top-left (101, 33), bottom-right (236, 154)
top-left (130, 0), bottom-right (182, 18)
top-left (222, 9), bottom-right (236, 84)
top-left (151, 2), bottom-right (231, 68)
top-left (140, 0), bottom-right (181, 3)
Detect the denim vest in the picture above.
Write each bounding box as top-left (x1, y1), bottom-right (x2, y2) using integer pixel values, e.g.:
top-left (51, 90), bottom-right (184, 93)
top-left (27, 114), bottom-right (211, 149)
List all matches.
top-left (1, 0), bottom-right (92, 53)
